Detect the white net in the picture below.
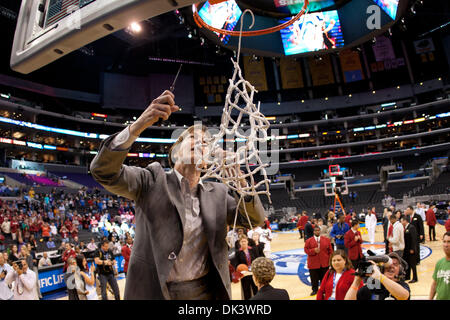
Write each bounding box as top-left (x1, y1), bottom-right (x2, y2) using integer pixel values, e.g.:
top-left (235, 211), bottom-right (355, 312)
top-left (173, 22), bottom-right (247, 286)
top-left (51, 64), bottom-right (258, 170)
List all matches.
top-left (199, 58), bottom-right (271, 200)
top-left (197, 9), bottom-right (272, 230)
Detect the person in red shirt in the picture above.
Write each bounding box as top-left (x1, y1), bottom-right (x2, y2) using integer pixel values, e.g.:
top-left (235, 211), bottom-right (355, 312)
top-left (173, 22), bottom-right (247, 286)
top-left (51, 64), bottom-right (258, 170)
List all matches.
top-left (344, 220), bottom-right (364, 268)
top-left (70, 225), bottom-right (78, 239)
top-left (264, 217), bottom-right (271, 230)
top-left (425, 204), bottom-right (437, 241)
top-left (445, 218), bottom-right (450, 232)
top-left (317, 250), bottom-right (361, 300)
top-left (345, 213), bottom-right (353, 229)
top-left (62, 243), bottom-right (77, 272)
top-left (10, 216), bottom-right (19, 241)
top-left (64, 219), bottom-right (72, 229)
top-left (29, 220), bottom-right (39, 239)
top-left (305, 226), bottom-right (333, 295)
top-left (297, 211), bottom-right (309, 239)
top-left (41, 222), bottom-right (51, 241)
top-left (121, 237), bottom-right (133, 276)
top-left (60, 225), bottom-right (69, 241)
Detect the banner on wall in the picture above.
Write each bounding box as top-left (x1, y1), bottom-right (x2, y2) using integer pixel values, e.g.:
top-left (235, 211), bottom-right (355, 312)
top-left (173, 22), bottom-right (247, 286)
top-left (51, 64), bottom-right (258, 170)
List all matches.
top-left (243, 56), bottom-right (268, 91)
top-left (339, 49), bottom-right (364, 82)
top-left (280, 58), bottom-right (304, 89)
top-left (308, 55), bottom-right (334, 86)
top-left (414, 38), bottom-right (435, 54)
top-left (372, 36), bottom-right (396, 62)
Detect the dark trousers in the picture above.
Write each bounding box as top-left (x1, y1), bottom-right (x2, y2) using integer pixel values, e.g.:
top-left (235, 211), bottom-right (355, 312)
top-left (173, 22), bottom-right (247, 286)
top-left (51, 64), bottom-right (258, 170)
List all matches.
top-left (241, 275), bottom-right (258, 300)
top-left (429, 226), bottom-right (436, 241)
top-left (309, 267), bottom-right (328, 293)
top-left (298, 229), bottom-right (304, 239)
top-left (167, 275), bottom-right (213, 300)
top-left (99, 273), bottom-right (120, 300)
top-left (404, 254), bottom-right (418, 281)
top-left (384, 240), bottom-right (390, 254)
top-left (336, 243), bottom-right (347, 255)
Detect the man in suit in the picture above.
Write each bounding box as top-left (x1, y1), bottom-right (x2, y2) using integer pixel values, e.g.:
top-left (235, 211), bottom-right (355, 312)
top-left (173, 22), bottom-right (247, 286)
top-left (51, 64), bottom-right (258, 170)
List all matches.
top-left (304, 217), bottom-right (315, 241)
top-left (90, 90), bottom-right (265, 300)
top-left (250, 257), bottom-right (289, 300)
top-left (305, 226), bottom-right (333, 295)
top-left (406, 205), bottom-right (424, 264)
top-left (344, 220), bottom-right (364, 269)
top-left (382, 209), bottom-right (392, 254)
top-left (400, 215), bottom-right (418, 283)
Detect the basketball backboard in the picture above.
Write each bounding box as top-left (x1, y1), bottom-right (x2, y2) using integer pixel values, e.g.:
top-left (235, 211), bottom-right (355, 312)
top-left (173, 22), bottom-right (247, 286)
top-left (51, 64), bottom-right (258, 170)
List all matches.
top-left (11, 0), bottom-right (198, 74)
top-left (324, 178), bottom-right (348, 196)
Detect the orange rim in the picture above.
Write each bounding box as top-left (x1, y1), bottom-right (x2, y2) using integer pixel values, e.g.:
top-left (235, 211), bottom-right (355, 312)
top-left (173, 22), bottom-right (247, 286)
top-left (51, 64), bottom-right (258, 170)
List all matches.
top-left (192, 0), bottom-right (309, 37)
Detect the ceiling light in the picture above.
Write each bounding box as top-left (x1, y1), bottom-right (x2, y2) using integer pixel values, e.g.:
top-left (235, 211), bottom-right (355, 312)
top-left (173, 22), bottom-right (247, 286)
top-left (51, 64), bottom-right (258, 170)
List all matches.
top-left (129, 22), bottom-right (142, 33)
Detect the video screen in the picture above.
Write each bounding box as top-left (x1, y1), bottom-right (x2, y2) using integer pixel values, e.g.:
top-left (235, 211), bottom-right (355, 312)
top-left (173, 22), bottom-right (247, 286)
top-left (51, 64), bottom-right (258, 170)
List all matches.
top-left (280, 10), bottom-right (344, 55)
top-left (372, 0), bottom-right (399, 20)
top-left (274, 0), bottom-right (335, 14)
top-left (198, 0), bottom-right (242, 44)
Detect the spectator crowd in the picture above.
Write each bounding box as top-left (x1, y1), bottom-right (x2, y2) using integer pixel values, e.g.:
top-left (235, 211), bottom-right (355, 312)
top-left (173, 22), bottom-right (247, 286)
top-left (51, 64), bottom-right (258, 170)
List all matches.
top-left (0, 185), bottom-right (136, 300)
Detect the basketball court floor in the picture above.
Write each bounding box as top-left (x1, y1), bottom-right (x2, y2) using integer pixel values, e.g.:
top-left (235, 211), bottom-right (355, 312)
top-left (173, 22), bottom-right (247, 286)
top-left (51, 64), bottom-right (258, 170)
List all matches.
top-left (55, 223), bottom-right (447, 300)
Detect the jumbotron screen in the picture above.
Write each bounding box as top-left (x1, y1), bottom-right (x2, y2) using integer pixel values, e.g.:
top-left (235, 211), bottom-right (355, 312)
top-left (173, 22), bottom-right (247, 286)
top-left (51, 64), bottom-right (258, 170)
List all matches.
top-left (373, 0), bottom-right (399, 20)
top-left (279, 10), bottom-right (344, 55)
top-left (198, 0), bottom-right (243, 44)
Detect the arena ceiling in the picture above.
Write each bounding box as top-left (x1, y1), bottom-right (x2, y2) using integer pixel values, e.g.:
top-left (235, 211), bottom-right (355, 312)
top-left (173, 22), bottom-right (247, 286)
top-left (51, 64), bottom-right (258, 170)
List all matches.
top-left (0, 0), bottom-right (448, 92)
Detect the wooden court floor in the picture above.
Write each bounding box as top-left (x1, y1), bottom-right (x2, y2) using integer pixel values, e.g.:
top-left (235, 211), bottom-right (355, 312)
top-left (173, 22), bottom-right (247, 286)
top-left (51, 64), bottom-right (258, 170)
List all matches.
top-left (58, 224), bottom-right (447, 300)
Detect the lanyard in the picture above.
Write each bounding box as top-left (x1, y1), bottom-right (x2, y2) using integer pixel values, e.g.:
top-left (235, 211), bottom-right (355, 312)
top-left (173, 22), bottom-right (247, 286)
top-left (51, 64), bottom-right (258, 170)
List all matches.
top-left (333, 272), bottom-right (338, 290)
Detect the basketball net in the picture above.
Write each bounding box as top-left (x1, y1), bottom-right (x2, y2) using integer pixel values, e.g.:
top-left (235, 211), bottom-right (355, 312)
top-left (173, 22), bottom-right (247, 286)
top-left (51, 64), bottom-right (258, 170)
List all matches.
top-left (198, 9), bottom-right (272, 232)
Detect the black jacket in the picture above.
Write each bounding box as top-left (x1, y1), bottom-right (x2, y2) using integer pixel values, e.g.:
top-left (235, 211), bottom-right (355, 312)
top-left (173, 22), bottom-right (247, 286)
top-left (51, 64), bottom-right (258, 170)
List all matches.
top-left (403, 224), bottom-right (418, 262)
top-left (250, 285), bottom-right (290, 300)
top-left (304, 222), bottom-right (314, 240)
top-left (410, 213), bottom-right (424, 241)
top-left (234, 247), bottom-right (261, 268)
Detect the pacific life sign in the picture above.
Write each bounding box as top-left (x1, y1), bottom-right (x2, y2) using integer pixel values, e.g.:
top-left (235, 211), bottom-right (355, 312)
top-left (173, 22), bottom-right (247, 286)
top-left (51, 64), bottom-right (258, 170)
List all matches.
top-left (38, 268), bottom-right (66, 293)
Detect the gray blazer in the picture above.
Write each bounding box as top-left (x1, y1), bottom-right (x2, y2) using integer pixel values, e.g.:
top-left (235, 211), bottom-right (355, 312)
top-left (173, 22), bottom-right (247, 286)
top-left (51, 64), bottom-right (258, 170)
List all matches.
top-left (90, 134), bottom-right (265, 300)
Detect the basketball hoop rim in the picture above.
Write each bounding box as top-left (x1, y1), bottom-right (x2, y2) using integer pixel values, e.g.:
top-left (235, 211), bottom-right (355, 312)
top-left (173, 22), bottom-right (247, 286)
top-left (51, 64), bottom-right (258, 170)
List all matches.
top-left (192, 0), bottom-right (309, 37)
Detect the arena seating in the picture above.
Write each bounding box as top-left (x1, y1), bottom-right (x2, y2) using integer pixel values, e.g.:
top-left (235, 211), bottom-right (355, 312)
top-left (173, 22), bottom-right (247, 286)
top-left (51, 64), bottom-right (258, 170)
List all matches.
top-left (49, 172), bottom-right (103, 189)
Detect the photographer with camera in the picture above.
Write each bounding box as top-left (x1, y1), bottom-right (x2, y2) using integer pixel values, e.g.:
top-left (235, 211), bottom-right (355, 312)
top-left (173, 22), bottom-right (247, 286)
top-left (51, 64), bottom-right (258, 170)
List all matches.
top-left (4, 259), bottom-right (39, 300)
top-left (0, 253), bottom-right (13, 300)
top-left (94, 240), bottom-right (120, 300)
top-left (344, 252), bottom-right (410, 300)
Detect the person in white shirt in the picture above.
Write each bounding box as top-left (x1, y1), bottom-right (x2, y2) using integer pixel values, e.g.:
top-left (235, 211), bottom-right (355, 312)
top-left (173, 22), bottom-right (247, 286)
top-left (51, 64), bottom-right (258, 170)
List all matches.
top-left (5, 259), bottom-right (39, 300)
top-left (38, 252), bottom-right (53, 268)
top-left (109, 237), bottom-right (122, 256)
top-left (0, 254), bottom-right (14, 300)
top-left (387, 215), bottom-right (405, 256)
top-left (415, 202), bottom-right (426, 222)
top-left (365, 211), bottom-right (377, 244)
top-left (87, 238), bottom-right (98, 253)
top-left (259, 225), bottom-right (273, 257)
top-left (1, 218), bottom-right (11, 238)
top-left (247, 226), bottom-right (263, 242)
top-left (50, 223), bottom-right (58, 237)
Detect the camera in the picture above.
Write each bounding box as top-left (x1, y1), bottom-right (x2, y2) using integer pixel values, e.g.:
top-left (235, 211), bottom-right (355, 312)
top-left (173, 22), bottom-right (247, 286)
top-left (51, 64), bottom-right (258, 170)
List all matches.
top-left (353, 250), bottom-right (391, 277)
top-left (14, 261), bottom-right (23, 270)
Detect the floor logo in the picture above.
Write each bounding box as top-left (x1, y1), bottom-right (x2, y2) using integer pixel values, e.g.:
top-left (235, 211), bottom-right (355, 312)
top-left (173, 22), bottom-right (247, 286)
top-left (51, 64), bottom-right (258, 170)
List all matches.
top-left (271, 243), bottom-right (432, 286)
